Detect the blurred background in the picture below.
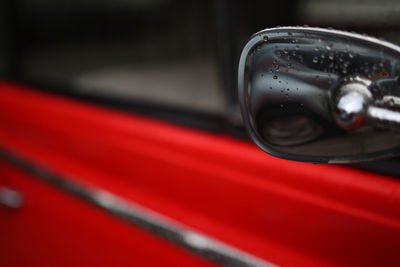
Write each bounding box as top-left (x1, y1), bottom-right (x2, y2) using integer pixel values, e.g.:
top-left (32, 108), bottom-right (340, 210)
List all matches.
top-left (1, 0), bottom-right (400, 173)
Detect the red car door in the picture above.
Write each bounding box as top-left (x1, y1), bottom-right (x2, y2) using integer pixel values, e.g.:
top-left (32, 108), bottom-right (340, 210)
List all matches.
top-left (1, 82), bottom-right (400, 267)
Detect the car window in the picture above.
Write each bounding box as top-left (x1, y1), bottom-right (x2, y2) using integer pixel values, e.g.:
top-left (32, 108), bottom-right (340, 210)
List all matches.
top-left (1, 0), bottom-right (400, 175)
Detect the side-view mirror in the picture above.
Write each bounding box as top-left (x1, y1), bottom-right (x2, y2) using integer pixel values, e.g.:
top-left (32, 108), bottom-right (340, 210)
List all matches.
top-left (238, 27), bottom-right (400, 163)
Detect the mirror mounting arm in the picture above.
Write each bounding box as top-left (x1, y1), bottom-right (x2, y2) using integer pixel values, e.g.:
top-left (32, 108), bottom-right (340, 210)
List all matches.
top-left (335, 76), bottom-right (400, 131)
top-left (366, 105), bottom-right (400, 131)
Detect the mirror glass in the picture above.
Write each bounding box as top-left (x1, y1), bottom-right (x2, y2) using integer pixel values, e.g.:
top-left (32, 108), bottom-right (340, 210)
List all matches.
top-left (238, 27), bottom-right (400, 163)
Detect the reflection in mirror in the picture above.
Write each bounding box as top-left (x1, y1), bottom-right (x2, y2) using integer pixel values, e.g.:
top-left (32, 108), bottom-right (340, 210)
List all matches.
top-left (238, 27), bottom-right (400, 163)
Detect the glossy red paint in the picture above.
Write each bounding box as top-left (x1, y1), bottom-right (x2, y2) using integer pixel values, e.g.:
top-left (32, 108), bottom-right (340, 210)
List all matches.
top-left (0, 82), bottom-right (399, 266)
top-left (0, 161), bottom-right (217, 267)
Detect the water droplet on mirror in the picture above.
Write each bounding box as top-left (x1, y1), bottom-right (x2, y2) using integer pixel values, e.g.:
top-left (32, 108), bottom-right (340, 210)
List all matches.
top-left (273, 75), bottom-right (278, 79)
top-left (326, 43), bottom-right (333, 50)
top-left (263, 36), bottom-right (269, 42)
top-left (313, 56), bottom-right (318, 63)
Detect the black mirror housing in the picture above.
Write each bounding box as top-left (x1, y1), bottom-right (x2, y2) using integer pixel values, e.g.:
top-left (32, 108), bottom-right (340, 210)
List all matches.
top-left (238, 27), bottom-right (400, 163)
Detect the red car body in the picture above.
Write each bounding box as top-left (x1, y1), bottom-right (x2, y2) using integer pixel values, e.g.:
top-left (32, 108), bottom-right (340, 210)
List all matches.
top-left (0, 82), bottom-right (400, 266)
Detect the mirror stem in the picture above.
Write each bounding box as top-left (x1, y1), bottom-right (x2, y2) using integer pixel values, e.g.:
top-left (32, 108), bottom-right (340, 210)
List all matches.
top-left (366, 106), bottom-right (400, 131)
top-left (335, 76), bottom-right (400, 131)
